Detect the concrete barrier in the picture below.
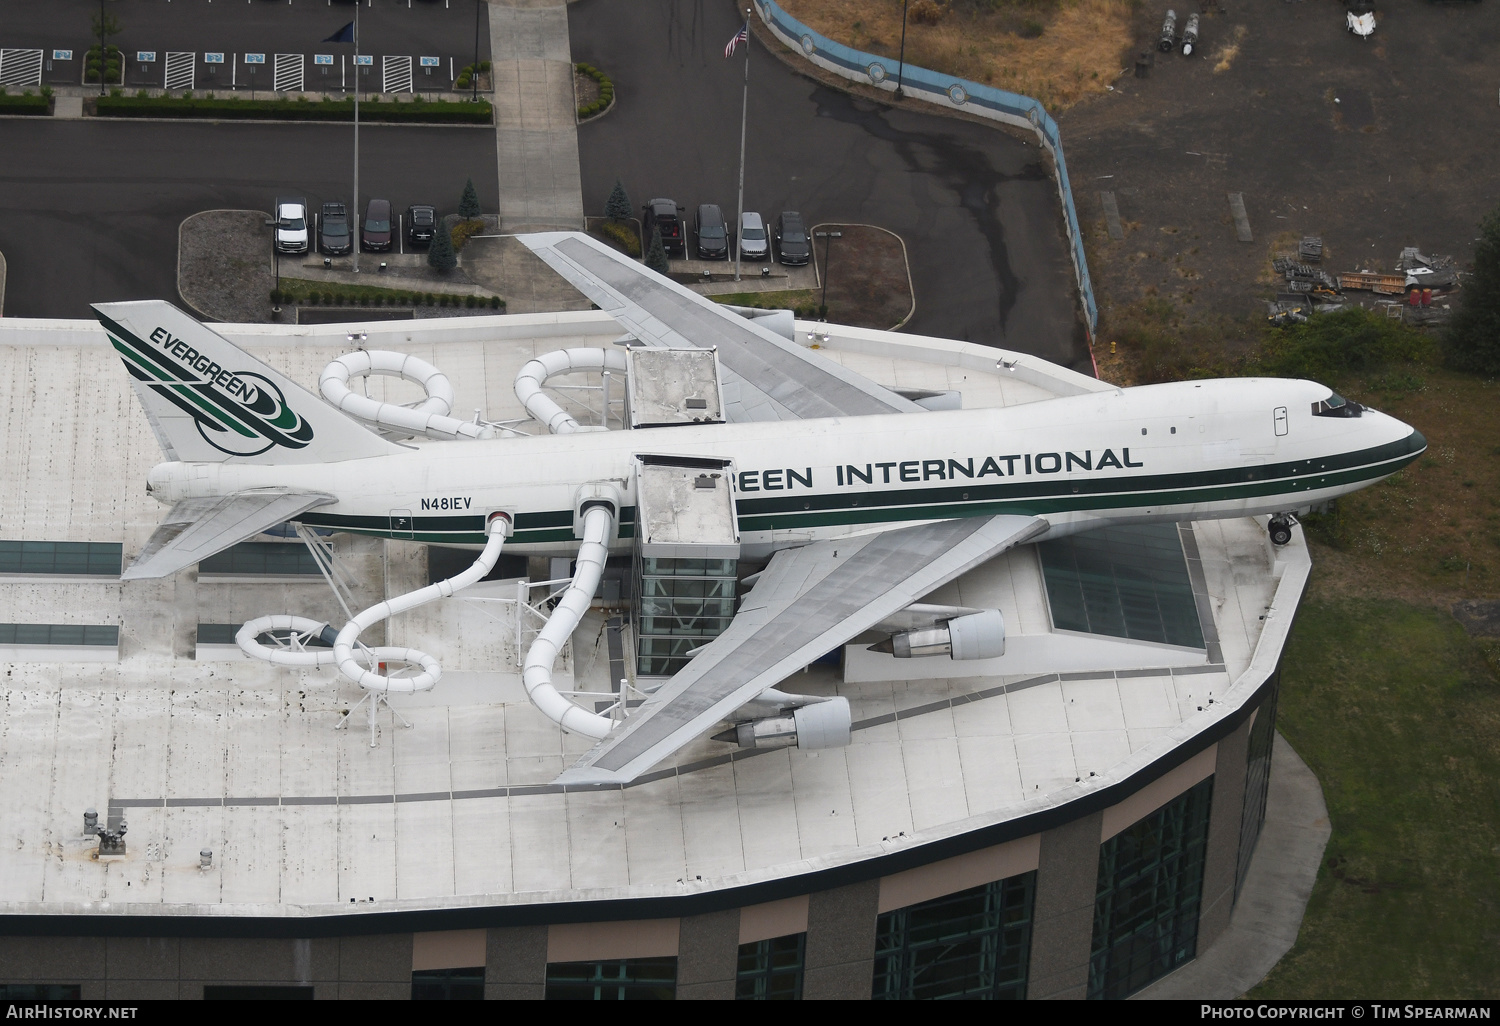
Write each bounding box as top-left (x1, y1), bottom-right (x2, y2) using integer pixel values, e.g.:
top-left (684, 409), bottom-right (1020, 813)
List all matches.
top-left (753, 0), bottom-right (1097, 342)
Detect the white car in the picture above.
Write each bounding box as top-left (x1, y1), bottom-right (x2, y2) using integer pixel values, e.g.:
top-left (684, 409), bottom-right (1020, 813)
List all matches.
top-left (274, 198), bottom-right (309, 255)
top-left (739, 211), bottom-right (769, 261)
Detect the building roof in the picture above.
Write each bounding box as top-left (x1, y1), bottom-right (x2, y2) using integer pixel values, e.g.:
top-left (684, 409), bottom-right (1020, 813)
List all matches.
top-left (0, 310), bottom-right (1306, 926)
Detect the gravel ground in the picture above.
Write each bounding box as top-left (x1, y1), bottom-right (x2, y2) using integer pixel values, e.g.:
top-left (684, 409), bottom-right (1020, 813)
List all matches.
top-left (816, 224), bottom-right (913, 330)
top-left (177, 210), bottom-right (276, 323)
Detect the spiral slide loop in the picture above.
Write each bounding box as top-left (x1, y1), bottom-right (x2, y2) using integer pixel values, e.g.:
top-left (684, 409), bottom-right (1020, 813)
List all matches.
top-left (319, 349), bottom-right (500, 441)
top-left (514, 347), bottom-right (628, 435)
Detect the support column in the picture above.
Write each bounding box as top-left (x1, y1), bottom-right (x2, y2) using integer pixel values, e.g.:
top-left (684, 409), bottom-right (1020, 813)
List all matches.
top-left (677, 909), bottom-right (741, 999)
top-left (802, 879), bottom-right (879, 1000)
top-left (1027, 811), bottom-right (1103, 1000)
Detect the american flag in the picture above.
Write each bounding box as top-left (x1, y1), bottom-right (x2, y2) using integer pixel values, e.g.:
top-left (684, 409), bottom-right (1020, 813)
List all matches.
top-left (724, 22), bottom-right (749, 58)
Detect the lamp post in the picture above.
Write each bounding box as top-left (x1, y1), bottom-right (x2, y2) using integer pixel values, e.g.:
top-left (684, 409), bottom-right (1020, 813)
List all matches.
top-left (472, 0), bottom-right (481, 102)
top-left (263, 216), bottom-right (282, 316)
top-left (815, 229), bottom-right (841, 317)
top-left (98, 0), bottom-right (106, 97)
top-left (894, 0), bottom-right (910, 100)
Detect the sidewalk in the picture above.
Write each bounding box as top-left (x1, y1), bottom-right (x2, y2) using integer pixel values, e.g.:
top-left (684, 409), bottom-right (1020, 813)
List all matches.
top-left (490, 0), bottom-right (585, 231)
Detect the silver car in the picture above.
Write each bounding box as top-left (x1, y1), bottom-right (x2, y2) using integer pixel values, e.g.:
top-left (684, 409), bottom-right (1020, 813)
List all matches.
top-left (739, 211), bottom-right (769, 261)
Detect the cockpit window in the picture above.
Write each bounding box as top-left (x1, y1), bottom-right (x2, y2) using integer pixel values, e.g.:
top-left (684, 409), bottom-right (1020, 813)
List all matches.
top-left (1312, 392), bottom-right (1363, 418)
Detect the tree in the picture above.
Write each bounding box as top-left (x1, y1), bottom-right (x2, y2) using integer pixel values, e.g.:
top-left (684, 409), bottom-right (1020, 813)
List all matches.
top-left (604, 179), bottom-right (631, 222)
top-left (645, 226), bottom-right (669, 274)
top-left (427, 221), bottom-right (457, 273)
top-left (1445, 204), bottom-right (1500, 375)
top-left (459, 178), bottom-right (481, 221)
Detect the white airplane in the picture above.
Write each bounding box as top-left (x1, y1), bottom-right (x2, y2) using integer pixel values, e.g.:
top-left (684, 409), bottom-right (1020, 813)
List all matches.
top-left (94, 232), bottom-right (1424, 786)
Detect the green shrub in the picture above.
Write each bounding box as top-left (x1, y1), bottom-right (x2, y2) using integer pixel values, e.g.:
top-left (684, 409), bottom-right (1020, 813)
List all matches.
top-left (93, 94), bottom-right (493, 124)
top-left (598, 219), bottom-right (641, 257)
top-left (1256, 307), bottom-right (1437, 382)
top-left (450, 217), bottom-right (485, 250)
top-left (489, 296), bottom-right (503, 309)
top-left (455, 73), bottom-right (472, 90)
top-left (464, 295), bottom-right (476, 308)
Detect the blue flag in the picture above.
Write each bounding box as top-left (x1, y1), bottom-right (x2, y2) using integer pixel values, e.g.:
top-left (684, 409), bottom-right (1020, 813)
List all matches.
top-left (323, 22), bottom-right (355, 44)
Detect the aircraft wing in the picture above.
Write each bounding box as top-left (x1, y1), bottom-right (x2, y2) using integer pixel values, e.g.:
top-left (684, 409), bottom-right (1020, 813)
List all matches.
top-left (555, 514), bottom-right (1048, 786)
top-left (517, 231), bottom-right (925, 422)
top-left (123, 491), bottom-right (336, 580)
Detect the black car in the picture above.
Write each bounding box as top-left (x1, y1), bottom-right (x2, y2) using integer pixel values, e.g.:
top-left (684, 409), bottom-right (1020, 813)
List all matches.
top-left (642, 197), bottom-right (686, 257)
top-left (694, 203), bottom-right (728, 261)
top-left (405, 204), bottom-right (436, 247)
top-left (360, 198), bottom-right (393, 252)
top-left (319, 201), bottom-right (352, 256)
top-left (774, 211), bottom-right (810, 266)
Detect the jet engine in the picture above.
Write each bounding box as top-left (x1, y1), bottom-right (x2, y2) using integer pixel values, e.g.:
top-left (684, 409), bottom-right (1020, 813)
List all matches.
top-left (713, 697), bottom-right (852, 751)
top-left (1181, 13), bottom-right (1200, 54)
top-left (1158, 9), bottom-right (1178, 51)
top-left (871, 609), bottom-right (1006, 661)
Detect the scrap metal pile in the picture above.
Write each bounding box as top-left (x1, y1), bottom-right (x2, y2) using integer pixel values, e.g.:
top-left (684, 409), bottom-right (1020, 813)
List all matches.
top-left (1268, 242), bottom-right (1461, 326)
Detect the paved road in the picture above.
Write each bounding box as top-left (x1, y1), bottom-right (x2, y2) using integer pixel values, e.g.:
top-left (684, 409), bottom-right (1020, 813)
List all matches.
top-left (0, 0), bottom-right (489, 92)
top-left (568, 0), bottom-right (1087, 369)
top-left (0, 119), bottom-right (497, 319)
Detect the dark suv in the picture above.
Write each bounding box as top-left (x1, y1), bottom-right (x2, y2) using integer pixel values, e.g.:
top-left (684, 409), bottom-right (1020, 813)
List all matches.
top-left (405, 204), bottom-right (436, 247)
top-left (319, 201), bottom-right (352, 256)
top-left (642, 198), bottom-right (685, 257)
top-left (361, 198), bottom-right (392, 252)
top-left (774, 211), bottom-right (810, 266)
top-left (694, 203), bottom-right (728, 261)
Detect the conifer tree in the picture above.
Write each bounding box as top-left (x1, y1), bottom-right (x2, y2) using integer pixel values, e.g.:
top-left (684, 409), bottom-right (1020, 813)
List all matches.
top-left (605, 180), bottom-right (631, 222)
top-left (645, 226), bottom-right (669, 274)
top-left (428, 220), bottom-right (457, 273)
top-left (459, 178), bottom-right (481, 221)
top-left (1446, 204), bottom-right (1500, 375)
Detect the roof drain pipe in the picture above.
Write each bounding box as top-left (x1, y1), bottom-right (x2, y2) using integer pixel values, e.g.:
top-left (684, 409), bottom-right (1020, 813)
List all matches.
top-left (514, 347), bottom-right (628, 435)
top-left (521, 501), bottom-right (617, 740)
top-left (330, 512), bottom-right (512, 694)
top-left (320, 350), bottom-right (508, 441)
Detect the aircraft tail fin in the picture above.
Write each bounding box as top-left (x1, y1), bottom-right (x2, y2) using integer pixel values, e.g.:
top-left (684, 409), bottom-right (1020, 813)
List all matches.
top-left (94, 300), bottom-right (403, 464)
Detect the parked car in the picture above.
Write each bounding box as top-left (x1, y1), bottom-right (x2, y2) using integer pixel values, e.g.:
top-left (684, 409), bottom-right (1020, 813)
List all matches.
top-left (319, 201), bottom-right (352, 256)
top-left (642, 197), bottom-right (686, 257)
top-left (274, 197), bottom-right (308, 255)
top-left (360, 198), bottom-right (393, 252)
top-left (405, 204), bottom-right (436, 247)
top-left (694, 203), bottom-right (728, 261)
top-left (739, 211), bottom-right (769, 261)
top-left (774, 211), bottom-right (810, 266)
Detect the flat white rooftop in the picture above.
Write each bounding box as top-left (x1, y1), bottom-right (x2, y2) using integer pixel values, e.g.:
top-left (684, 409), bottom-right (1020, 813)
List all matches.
top-left (0, 311), bottom-right (1305, 920)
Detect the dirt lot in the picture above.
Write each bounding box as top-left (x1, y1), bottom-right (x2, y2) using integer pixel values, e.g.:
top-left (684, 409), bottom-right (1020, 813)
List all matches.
top-left (1059, 1), bottom-right (1500, 350)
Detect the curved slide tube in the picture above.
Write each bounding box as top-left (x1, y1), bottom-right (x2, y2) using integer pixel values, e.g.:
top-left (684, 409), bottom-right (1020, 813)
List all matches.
top-left (238, 517), bottom-right (509, 694)
top-left (514, 348), bottom-right (628, 435)
top-left (521, 504), bottom-right (617, 739)
top-left (320, 350), bottom-right (500, 441)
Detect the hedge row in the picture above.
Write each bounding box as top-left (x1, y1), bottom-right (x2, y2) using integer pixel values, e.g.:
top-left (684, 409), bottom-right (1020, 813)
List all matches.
top-left (95, 94), bottom-right (493, 124)
top-left (0, 93), bottom-right (50, 114)
top-left (576, 63), bottom-right (615, 120)
top-left (273, 285), bottom-right (504, 310)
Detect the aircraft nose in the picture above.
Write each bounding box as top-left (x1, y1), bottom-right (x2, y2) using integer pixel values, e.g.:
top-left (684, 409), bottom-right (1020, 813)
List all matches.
top-left (1404, 426), bottom-right (1427, 456)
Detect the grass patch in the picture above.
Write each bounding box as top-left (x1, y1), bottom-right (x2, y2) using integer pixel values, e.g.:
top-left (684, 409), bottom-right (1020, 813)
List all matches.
top-left (780, 0), bottom-right (1133, 110)
top-left (712, 289), bottom-right (821, 316)
top-left (1249, 599), bottom-right (1500, 998)
top-left (95, 94), bottom-right (492, 124)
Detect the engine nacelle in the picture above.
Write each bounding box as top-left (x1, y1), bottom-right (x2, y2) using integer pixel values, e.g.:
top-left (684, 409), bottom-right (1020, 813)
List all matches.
top-left (1181, 13), bottom-right (1200, 54)
top-left (717, 697), bottom-right (852, 751)
top-left (885, 609), bottom-right (1005, 660)
top-left (1158, 9), bottom-right (1178, 51)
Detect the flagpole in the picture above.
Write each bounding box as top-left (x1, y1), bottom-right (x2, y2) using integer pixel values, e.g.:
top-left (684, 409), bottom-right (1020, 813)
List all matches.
top-left (733, 10), bottom-right (750, 283)
top-left (352, 3), bottom-right (361, 274)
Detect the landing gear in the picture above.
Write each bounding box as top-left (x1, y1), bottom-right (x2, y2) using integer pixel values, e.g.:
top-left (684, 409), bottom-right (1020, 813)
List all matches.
top-left (1268, 514), bottom-right (1297, 547)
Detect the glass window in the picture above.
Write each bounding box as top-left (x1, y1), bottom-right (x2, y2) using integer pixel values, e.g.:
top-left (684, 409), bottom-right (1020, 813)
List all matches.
top-left (1038, 524), bottom-right (1204, 648)
top-left (872, 873), bottom-right (1035, 1000)
top-left (0, 985), bottom-right (82, 999)
top-left (1312, 393), bottom-right (1363, 418)
top-left (199, 542), bottom-right (321, 576)
top-left (0, 623), bottom-right (118, 646)
top-left (737, 933), bottom-right (804, 1000)
top-left (545, 958), bottom-right (676, 1000)
top-left (1237, 671), bottom-right (1280, 898)
top-left (1088, 775), bottom-right (1214, 999)
top-left (0, 540), bottom-right (122, 576)
top-left (412, 967), bottom-right (485, 1000)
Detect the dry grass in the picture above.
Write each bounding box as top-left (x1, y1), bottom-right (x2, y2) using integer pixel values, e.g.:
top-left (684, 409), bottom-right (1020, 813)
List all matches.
top-left (1212, 24), bottom-right (1247, 74)
top-left (780, 0), bottom-right (1135, 111)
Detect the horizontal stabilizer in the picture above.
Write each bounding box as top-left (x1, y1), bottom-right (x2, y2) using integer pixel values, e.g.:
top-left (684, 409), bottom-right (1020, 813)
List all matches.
top-left (123, 491), bottom-right (335, 580)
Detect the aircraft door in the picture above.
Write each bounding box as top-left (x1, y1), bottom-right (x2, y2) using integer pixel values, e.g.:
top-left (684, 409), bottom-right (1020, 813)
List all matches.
top-left (389, 509), bottom-right (414, 539)
top-left (1273, 407), bottom-right (1288, 436)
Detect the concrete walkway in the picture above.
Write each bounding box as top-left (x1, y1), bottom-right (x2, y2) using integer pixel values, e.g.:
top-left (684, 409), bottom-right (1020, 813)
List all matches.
top-left (1133, 733), bottom-right (1332, 999)
top-left (490, 0), bottom-right (585, 231)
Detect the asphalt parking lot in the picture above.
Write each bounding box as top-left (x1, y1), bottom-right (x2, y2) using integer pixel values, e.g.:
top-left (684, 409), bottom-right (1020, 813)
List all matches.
top-left (0, 0), bottom-right (488, 93)
top-left (1060, 0), bottom-right (1500, 332)
top-left (0, 119), bottom-right (496, 319)
top-left (568, 0), bottom-right (1088, 370)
